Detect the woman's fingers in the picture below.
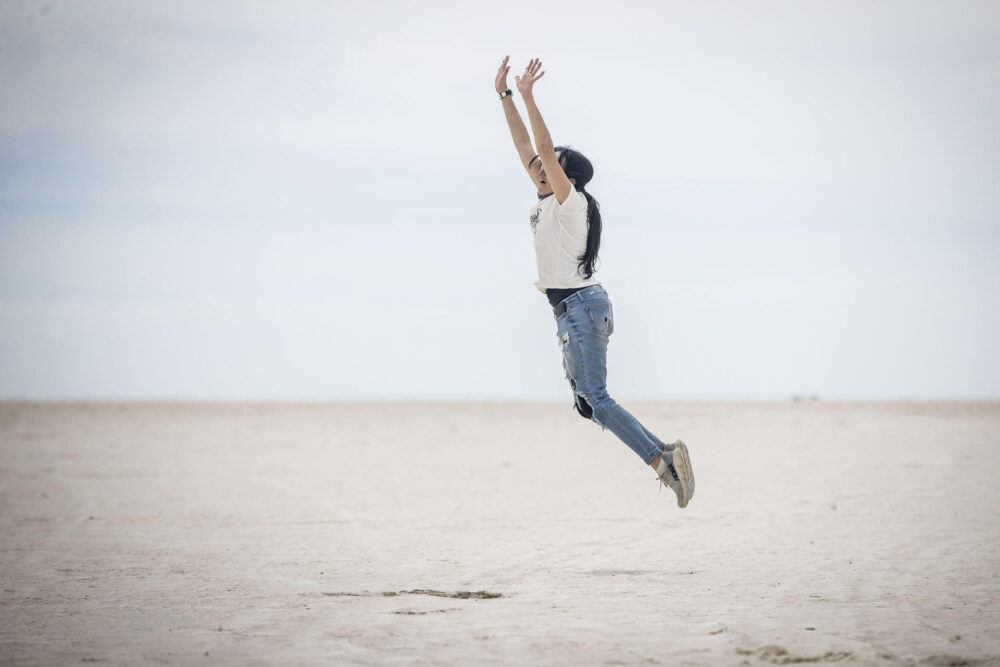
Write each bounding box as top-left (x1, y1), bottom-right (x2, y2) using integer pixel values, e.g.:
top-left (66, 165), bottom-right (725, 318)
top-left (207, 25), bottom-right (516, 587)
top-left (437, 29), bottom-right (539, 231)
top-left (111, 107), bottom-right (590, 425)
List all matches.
top-left (512, 57), bottom-right (546, 91)
top-left (516, 57), bottom-right (545, 77)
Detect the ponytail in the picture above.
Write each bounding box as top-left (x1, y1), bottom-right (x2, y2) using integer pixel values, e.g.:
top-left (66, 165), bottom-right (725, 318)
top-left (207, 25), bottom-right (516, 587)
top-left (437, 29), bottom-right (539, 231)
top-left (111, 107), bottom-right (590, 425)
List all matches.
top-left (578, 189), bottom-right (601, 279)
top-left (555, 145), bottom-right (602, 279)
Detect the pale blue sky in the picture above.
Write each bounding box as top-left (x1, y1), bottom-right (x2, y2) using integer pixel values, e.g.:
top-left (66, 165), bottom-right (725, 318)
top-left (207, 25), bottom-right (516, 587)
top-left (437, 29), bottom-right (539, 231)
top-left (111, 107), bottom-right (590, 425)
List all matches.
top-left (1, 0), bottom-right (998, 400)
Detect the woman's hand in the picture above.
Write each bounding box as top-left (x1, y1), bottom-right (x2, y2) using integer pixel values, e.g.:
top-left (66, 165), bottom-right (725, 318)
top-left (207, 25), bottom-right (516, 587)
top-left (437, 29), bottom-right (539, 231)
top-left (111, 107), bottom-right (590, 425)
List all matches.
top-left (515, 58), bottom-right (545, 97)
top-left (495, 55), bottom-right (511, 95)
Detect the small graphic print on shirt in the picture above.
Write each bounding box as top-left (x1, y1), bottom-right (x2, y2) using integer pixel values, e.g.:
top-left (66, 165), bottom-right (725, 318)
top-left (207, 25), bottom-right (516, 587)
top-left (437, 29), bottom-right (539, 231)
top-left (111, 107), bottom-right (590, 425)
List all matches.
top-left (530, 208), bottom-right (541, 236)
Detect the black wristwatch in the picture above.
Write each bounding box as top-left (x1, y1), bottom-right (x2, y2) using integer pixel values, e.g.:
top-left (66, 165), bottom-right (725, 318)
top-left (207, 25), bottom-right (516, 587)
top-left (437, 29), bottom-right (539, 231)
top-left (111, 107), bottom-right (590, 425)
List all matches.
top-left (499, 89), bottom-right (513, 100)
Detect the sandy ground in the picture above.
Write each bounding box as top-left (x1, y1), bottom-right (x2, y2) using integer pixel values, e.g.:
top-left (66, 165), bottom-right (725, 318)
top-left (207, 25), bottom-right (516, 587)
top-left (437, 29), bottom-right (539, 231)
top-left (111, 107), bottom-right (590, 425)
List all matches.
top-left (1, 401), bottom-right (999, 666)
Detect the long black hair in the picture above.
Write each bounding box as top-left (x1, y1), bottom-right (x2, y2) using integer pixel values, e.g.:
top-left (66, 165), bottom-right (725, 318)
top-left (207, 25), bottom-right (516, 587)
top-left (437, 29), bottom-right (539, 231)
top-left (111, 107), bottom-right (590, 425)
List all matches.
top-left (556, 146), bottom-right (601, 279)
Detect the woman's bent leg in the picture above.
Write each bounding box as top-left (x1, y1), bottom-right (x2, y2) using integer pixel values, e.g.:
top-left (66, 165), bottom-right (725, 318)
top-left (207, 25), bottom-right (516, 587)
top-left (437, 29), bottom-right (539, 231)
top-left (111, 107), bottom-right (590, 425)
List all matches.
top-left (556, 299), bottom-right (666, 465)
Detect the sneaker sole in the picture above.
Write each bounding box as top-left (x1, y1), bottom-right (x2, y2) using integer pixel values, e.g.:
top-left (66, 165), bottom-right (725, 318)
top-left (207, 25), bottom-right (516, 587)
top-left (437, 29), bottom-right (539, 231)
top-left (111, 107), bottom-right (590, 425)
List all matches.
top-left (671, 441), bottom-right (693, 508)
top-left (674, 439), bottom-right (695, 500)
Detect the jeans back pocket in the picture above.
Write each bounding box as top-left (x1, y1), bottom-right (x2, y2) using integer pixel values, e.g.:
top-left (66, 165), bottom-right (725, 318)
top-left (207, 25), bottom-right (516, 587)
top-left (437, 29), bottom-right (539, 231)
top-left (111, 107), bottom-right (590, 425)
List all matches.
top-left (587, 302), bottom-right (614, 337)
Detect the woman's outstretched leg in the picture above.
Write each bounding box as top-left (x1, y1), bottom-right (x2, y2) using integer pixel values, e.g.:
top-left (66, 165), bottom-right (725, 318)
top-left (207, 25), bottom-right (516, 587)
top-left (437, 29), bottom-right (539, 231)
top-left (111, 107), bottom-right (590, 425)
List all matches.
top-left (555, 286), bottom-right (694, 507)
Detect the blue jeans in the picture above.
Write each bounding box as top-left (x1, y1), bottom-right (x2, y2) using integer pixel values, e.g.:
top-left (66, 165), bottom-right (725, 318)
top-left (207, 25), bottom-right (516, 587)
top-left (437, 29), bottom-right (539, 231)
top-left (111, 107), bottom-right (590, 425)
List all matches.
top-left (554, 285), bottom-right (670, 465)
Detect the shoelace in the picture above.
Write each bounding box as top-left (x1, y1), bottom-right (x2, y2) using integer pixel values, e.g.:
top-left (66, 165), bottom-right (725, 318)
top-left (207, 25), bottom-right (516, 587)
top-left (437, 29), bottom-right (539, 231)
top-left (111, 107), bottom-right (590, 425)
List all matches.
top-left (656, 463), bottom-right (680, 493)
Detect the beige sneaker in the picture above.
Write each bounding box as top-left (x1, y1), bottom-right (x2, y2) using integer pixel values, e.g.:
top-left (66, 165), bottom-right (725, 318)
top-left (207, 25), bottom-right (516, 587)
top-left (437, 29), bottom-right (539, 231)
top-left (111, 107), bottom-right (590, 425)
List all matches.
top-left (656, 440), bottom-right (694, 508)
top-left (672, 440), bottom-right (695, 501)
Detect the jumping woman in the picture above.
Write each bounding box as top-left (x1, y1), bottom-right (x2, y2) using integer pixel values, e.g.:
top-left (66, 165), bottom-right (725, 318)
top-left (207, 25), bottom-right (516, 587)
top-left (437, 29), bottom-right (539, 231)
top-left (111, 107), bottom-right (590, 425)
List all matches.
top-left (495, 56), bottom-right (696, 507)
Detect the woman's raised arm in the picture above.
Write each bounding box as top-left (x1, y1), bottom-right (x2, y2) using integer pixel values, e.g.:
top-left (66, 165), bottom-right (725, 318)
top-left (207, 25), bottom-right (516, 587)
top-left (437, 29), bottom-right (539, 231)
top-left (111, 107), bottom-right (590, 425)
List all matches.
top-left (496, 56), bottom-right (541, 187)
top-left (516, 58), bottom-right (573, 204)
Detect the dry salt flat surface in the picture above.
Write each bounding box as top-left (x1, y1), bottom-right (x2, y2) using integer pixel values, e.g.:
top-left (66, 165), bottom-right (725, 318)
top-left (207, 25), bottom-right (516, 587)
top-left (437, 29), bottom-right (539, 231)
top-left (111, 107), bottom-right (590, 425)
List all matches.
top-left (1, 401), bottom-right (999, 666)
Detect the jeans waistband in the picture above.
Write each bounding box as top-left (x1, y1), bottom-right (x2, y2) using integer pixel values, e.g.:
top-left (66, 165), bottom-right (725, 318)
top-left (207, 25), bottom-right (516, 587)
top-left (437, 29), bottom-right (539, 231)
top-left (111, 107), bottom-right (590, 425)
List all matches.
top-left (553, 284), bottom-right (606, 316)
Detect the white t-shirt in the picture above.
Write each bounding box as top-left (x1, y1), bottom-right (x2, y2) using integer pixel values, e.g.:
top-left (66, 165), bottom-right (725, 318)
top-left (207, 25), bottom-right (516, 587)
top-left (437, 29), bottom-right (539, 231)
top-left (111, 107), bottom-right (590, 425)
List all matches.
top-left (529, 185), bottom-right (600, 293)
